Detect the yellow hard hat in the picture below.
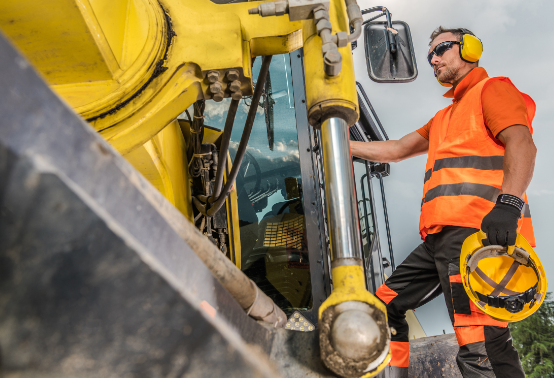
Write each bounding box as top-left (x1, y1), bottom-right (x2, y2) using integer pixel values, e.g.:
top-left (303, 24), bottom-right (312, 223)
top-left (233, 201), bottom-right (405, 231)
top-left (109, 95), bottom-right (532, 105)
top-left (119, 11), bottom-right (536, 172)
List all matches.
top-left (460, 231), bottom-right (548, 322)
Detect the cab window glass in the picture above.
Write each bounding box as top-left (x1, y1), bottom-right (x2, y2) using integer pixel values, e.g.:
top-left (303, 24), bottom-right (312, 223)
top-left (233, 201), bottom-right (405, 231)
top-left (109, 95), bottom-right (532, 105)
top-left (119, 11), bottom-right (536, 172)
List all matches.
top-left (201, 54), bottom-right (312, 315)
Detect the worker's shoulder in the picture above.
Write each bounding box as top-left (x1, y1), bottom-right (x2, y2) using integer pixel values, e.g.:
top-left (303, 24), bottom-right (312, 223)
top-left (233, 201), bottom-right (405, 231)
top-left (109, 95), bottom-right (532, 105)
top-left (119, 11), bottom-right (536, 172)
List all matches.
top-left (482, 76), bottom-right (522, 94)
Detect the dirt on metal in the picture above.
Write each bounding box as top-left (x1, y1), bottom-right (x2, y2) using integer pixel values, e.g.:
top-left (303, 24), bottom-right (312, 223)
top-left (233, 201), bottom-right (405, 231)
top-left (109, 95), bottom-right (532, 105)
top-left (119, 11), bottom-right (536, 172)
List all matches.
top-left (319, 303), bottom-right (388, 377)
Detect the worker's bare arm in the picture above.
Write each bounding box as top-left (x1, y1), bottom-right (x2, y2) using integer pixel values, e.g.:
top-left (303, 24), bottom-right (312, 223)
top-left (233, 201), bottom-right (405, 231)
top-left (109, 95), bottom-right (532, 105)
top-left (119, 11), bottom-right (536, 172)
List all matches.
top-left (350, 131), bottom-right (429, 163)
top-left (496, 125), bottom-right (536, 198)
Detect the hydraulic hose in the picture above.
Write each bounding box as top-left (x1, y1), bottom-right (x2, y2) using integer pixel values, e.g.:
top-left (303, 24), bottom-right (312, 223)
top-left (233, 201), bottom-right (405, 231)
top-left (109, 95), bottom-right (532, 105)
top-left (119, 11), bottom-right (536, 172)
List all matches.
top-left (347, 19), bottom-right (362, 43)
top-left (206, 55), bottom-right (273, 217)
top-left (344, 0), bottom-right (363, 43)
top-left (210, 98), bottom-right (240, 202)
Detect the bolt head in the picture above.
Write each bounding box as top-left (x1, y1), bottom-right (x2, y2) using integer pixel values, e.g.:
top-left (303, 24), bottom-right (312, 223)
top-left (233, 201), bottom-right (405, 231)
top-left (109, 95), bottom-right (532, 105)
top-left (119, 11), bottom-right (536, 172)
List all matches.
top-left (213, 92), bottom-right (224, 102)
top-left (226, 69), bottom-right (240, 81)
top-left (231, 90), bottom-right (243, 101)
top-left (229, 80), bottom-right (241, 92)
top-left (210, 82), bottom-right (222, 94)
top-left (324, 50), bottom-right (341, 64)
top-left (207, 71), bottom-right (220, 83)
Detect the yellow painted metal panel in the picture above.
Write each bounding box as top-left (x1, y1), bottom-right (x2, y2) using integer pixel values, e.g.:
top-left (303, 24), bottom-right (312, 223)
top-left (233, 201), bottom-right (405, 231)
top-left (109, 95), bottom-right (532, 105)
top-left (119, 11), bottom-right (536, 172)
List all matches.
top-left (249, 29), bottom-right (303, 57)
top-left (89, 0), bottom-right (129, 65)
top-left (71, 0), bottom-right (166, 118)
top-left (124, 120), bottom-right (193, 221)
top-left (99, 65), bottom-right (202, 155)
top-left (124, 144), bottom-right (165, 191)
top-left (0, 0), bottom-right (113, 85)
top-left (52, 80), bottom-right (121, 109)
top-left (121, 0), bottom-right (150, 69)
top-left (151, 120), bottom-right (194, 221)
top-left (302, 0), bottom-right (359, 127)
top-left (225, 156), bottom-right (242, 269)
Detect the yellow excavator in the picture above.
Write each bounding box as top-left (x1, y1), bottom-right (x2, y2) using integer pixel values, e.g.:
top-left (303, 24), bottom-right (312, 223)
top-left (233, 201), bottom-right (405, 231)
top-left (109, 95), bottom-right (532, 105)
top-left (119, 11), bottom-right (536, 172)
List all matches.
top-left (0, 0), bottom-right (456, 377)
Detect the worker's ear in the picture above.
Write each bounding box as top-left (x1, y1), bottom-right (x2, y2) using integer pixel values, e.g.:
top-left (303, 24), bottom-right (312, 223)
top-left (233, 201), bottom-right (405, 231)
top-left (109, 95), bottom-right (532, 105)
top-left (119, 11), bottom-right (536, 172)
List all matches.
top-left (364, 20), bottom-right (418, 83)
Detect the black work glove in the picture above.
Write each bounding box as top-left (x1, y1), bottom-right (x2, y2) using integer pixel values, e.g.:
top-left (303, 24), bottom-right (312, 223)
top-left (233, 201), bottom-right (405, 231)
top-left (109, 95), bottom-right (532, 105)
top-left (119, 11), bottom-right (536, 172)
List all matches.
top-left (481, 203), bottom-right (521, 247)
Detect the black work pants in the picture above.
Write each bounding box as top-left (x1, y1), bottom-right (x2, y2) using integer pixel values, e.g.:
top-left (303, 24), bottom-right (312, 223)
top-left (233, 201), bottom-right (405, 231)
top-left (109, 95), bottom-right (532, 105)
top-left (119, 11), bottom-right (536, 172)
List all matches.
top-left (375, 226), bottom-right (524, 378)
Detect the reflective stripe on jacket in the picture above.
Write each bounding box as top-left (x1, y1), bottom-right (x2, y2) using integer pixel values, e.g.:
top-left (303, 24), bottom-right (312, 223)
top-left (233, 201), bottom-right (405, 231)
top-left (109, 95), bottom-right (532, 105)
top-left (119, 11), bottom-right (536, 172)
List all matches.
top-left (419, 77), bottom-right (536, 246)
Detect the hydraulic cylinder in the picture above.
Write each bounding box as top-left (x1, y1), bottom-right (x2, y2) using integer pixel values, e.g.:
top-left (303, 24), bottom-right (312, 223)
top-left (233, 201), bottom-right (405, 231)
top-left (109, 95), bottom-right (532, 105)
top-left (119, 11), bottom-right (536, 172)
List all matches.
top-left (318, 117), bottom-right (391, 377)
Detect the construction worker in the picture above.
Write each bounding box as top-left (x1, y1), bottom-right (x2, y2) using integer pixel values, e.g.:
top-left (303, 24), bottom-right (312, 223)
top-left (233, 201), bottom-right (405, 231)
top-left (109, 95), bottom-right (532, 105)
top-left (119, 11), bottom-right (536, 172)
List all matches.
top-left (351, 26), bottom-right (536, 378)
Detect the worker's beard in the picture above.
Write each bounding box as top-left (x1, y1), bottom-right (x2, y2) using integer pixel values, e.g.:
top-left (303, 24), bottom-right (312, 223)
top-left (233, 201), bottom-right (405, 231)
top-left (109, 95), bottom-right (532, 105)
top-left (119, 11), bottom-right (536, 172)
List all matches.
top-left (437, 65), bottom-right (460, 85)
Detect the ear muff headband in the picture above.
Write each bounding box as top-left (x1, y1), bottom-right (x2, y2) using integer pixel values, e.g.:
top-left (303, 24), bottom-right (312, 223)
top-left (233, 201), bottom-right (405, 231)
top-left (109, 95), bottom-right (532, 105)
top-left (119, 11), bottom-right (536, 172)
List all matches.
top-left (459, 29), bottom-right (483, 63)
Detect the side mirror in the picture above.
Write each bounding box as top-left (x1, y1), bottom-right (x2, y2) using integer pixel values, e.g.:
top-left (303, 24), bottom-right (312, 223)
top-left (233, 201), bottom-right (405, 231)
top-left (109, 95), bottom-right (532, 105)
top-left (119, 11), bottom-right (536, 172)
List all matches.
top-left (364, 20), bottom-right (418, 83)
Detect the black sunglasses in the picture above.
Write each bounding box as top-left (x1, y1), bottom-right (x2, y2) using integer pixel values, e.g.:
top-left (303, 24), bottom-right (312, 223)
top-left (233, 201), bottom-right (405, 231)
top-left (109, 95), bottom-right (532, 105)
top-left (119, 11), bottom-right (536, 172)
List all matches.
top-left (427, 41), bottom-right (460, 66)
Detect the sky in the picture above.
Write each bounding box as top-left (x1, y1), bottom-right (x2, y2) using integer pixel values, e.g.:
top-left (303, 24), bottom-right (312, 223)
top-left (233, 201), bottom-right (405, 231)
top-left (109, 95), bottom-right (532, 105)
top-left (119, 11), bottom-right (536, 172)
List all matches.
top-left (353, 0), bottom-right (554, 336)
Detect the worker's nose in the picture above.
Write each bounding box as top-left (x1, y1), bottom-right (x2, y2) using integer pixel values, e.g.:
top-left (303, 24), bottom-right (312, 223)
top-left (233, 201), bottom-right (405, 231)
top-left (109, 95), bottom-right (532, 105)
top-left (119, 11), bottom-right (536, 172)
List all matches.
top-left (430, 54), bottom-right (441, 68)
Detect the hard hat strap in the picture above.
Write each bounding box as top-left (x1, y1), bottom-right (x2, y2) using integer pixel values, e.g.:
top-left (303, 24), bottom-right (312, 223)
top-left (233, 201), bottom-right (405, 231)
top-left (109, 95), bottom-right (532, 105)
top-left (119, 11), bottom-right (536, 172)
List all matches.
top-left (489, 260), bottom-right (521, 297)
top-left (474, 266), bottom-right (519, 296)
top-left (475, 284), bottom-right (540, 313)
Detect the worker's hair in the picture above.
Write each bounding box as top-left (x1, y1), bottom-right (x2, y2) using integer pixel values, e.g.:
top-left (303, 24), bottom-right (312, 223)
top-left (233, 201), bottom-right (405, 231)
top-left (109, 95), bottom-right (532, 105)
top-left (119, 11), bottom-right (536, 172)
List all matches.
top-left (429, 26), bottom-right (476, 46)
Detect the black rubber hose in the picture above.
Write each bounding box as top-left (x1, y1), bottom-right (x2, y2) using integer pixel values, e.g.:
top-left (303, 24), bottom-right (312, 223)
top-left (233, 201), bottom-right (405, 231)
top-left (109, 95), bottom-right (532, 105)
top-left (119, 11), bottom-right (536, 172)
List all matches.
top-left (361, 6), bottom-right (384, 15)
top-left (206, 55), bottom-right (273, 217)
top-left (362, 12), bottom-right (385, 26)
top-left (210, 98), bottom-right (240, 202)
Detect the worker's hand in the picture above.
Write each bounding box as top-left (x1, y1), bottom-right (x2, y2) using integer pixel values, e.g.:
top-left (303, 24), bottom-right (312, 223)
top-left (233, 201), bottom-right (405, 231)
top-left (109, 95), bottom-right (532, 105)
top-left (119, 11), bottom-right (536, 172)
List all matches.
top-left (481, 203), bottom-right (521, 248)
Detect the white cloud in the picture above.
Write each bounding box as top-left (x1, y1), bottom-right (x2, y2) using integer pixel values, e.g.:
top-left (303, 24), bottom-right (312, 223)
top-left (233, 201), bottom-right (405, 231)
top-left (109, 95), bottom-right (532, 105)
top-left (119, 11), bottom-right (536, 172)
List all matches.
top-left (239, 100), bottom-right (264, 116)
top-left (274, 139), bottom-right (298, 152)
top-left (204, 98), bottom-right (231, 120)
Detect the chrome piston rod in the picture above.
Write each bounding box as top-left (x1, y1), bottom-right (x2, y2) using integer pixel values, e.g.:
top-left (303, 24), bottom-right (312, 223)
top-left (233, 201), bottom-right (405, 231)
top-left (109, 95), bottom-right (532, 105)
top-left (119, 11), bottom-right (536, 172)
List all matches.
top-left (320, 117), bottom-right (363, 264)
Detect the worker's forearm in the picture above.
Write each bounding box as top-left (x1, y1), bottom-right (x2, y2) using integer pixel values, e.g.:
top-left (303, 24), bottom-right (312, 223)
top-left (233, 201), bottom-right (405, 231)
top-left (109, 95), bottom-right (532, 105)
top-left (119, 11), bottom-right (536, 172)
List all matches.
top-left (350, 140), bottom-right (400, 163)
top-left (500, 134), bottom-right (536, 198)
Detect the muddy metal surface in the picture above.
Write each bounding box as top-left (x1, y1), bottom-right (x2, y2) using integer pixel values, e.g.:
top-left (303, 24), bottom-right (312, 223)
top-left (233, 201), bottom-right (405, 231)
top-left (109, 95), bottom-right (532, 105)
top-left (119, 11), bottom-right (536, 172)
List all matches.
top-left (409, 334), bottom-right (462, 378)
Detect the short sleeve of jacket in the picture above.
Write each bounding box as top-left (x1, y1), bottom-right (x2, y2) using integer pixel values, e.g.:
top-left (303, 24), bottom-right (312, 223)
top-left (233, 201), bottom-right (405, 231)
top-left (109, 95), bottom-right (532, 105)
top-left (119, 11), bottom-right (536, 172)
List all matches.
top-left (416, 118), bottom-right (434, 140)
top-left (482, 80), bottom-right (530, 137)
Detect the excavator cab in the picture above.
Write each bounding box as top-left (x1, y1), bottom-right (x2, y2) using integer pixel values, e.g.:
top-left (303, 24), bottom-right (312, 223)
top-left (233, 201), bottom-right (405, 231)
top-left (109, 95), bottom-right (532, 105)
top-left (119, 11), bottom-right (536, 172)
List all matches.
top-left (192, 51), bottom-right (396, 326)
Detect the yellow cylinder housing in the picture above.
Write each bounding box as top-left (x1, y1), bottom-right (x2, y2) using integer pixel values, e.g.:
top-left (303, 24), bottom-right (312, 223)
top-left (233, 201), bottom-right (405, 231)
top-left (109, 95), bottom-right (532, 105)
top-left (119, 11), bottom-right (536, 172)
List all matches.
top-left (302, 0), bottom-right (359, 128)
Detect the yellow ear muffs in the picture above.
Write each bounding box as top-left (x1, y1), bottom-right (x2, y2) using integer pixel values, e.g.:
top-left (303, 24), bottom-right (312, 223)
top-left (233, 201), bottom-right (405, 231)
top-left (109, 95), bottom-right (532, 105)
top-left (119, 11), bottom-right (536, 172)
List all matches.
top-left (459, 33), bottom-right (483, 63)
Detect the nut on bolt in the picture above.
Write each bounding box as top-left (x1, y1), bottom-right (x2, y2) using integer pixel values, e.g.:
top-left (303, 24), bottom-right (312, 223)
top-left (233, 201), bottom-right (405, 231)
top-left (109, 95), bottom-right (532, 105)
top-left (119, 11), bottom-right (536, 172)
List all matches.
top-left (316, 19), bottom-right (332, 35)
top-left (336, 31), bottom-right (348, 48)
top-left (213, 92), bottom-right (224, 102)
top-left (226, 70), bottom-right (239, 82)
top-left (207, 70), bottom-right (220, 84)
top-left (314, 8), bottom-right (329, 21)
top-left (324, 50), bottom-right (342, 77)
top-left (229, 80), bottom-right (241, 93)
top-left (231, 90), bottom-right (243, 101)
top-left (209, 82), bottom-right (222, 94)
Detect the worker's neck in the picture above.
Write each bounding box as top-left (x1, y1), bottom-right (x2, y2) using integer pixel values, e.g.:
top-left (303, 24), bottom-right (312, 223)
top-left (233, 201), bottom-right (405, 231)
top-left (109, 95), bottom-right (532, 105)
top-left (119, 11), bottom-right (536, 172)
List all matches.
top-left (451, 66), bottom-right (476, 91)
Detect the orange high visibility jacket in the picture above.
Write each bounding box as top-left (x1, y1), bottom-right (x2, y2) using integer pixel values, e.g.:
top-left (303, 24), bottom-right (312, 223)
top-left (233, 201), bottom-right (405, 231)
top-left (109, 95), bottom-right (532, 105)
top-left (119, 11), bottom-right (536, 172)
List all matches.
top-left (419, 77), bottom-right (536, 246)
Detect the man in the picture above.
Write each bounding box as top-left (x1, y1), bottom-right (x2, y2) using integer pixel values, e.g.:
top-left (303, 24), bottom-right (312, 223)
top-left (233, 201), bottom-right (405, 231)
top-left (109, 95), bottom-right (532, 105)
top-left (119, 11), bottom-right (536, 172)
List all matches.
top-left (351, 26), bottom-right (536, 378)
